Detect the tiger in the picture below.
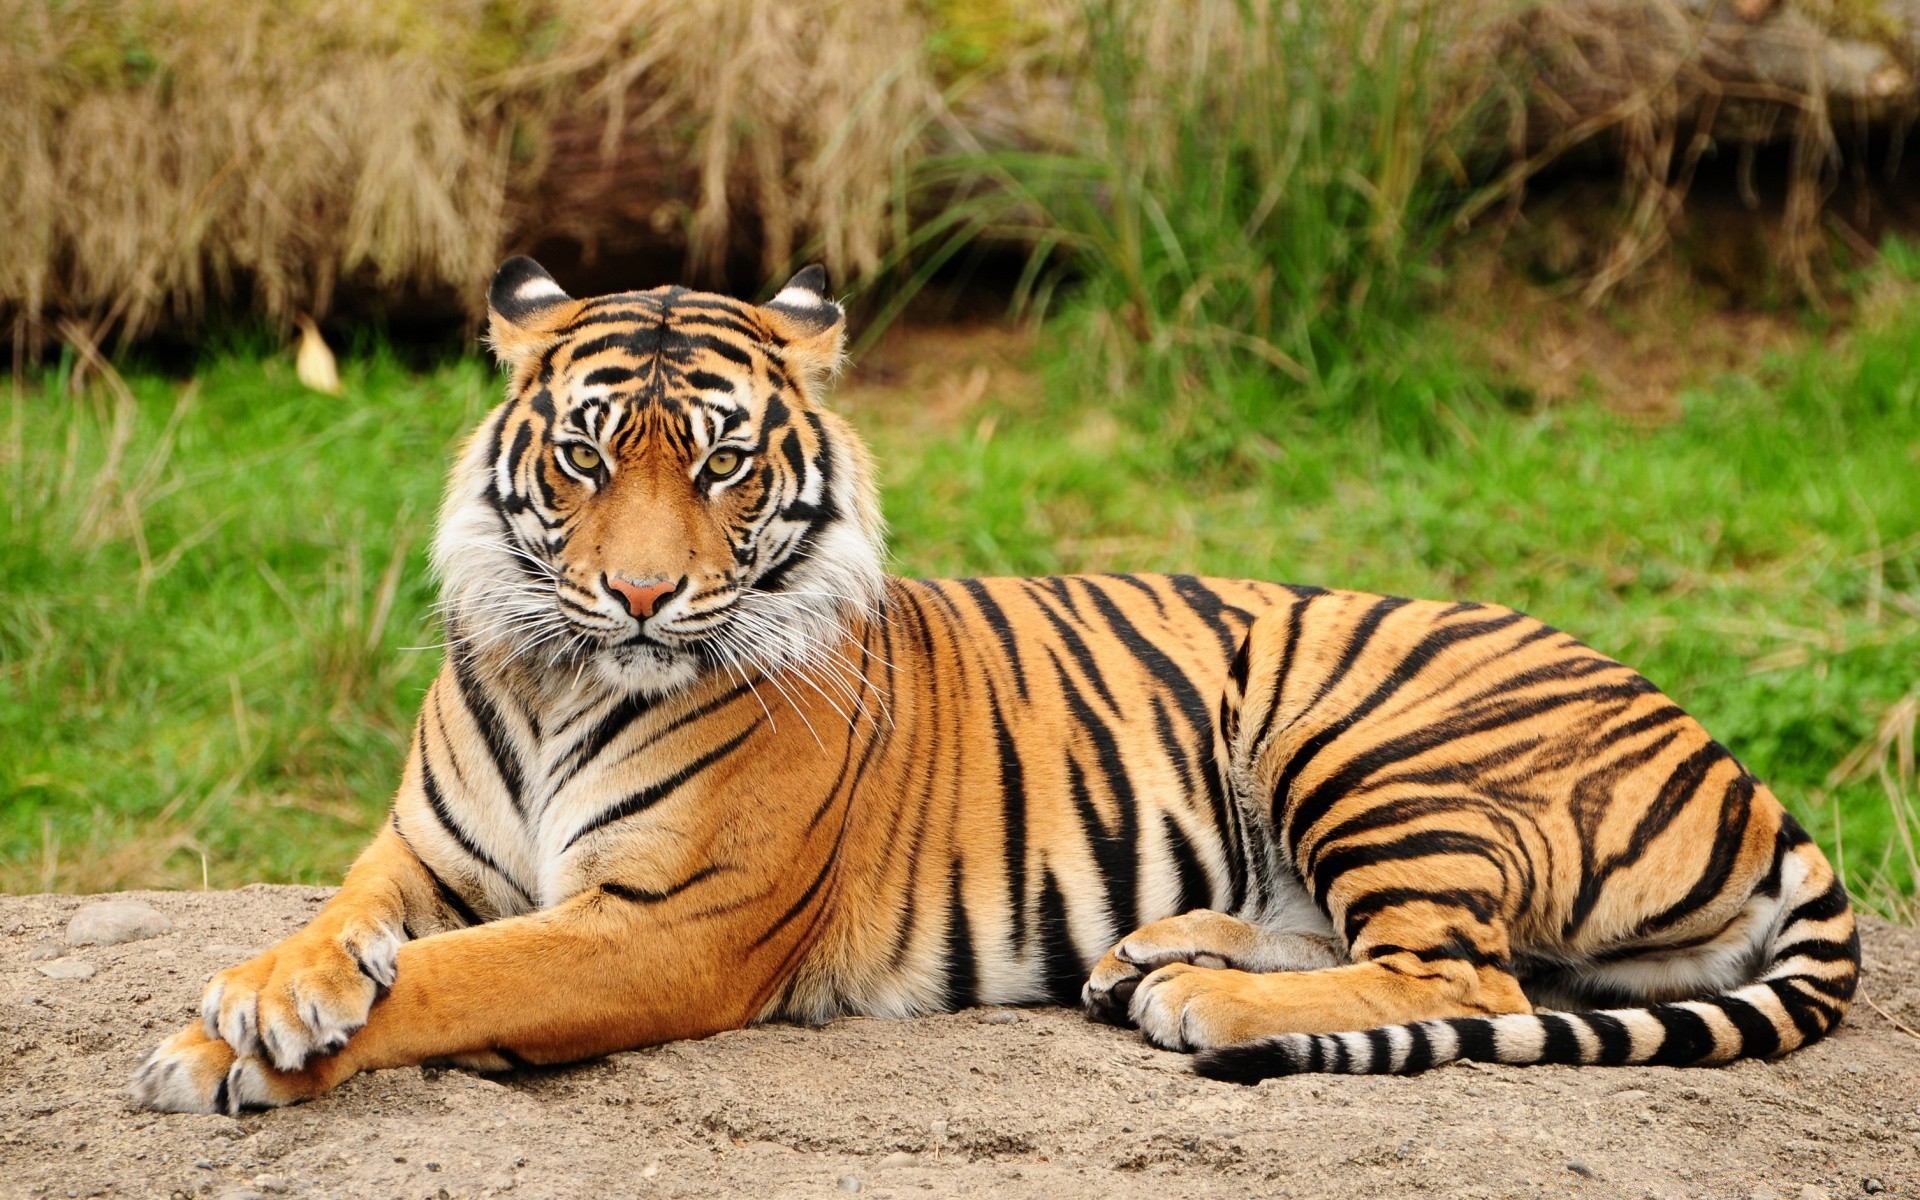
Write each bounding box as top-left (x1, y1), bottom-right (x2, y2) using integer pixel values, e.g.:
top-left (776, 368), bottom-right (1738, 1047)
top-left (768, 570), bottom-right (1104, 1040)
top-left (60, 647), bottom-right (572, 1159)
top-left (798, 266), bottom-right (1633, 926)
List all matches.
top-left (129, 258), bottom-right (1858, 1113)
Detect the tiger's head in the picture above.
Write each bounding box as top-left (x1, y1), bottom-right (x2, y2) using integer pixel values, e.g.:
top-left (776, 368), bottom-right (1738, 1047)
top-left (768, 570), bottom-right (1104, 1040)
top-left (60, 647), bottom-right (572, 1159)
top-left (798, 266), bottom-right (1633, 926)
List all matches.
top-left (432, 257), bottom-right (886, 697)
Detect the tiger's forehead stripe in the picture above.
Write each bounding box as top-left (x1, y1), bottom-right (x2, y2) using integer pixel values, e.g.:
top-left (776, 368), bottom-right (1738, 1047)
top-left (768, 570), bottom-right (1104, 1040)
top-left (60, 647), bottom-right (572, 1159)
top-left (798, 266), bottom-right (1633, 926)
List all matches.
top-left (499, 288), bottom-right (801, 467)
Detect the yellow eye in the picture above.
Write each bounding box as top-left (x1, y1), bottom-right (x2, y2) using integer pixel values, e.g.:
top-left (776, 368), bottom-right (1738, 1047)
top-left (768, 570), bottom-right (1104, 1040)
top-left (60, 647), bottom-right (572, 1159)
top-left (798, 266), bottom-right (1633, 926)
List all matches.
top-left (704, 449), bottom-right (742, 478)
top-left (565, 444), bottom-right (601, 473)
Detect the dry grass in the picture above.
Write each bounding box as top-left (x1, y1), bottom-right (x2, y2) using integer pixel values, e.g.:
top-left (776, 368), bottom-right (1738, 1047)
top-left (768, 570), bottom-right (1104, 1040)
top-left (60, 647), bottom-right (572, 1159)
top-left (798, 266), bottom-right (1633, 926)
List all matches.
top-left (6, 1), bottom-right (1914, 355)
top-left (0, 0), bottom-right (942, 352)
top-left (1479, 0), bottom-right (1918, 303)
top-left (1826, 687), bottom-right (1919, 923)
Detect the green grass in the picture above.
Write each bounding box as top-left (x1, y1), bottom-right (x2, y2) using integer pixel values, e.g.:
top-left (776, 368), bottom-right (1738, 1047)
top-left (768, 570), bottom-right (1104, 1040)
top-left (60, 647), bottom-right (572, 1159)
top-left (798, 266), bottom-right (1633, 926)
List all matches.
top-left (3, 303), bottom-right (1917, 914)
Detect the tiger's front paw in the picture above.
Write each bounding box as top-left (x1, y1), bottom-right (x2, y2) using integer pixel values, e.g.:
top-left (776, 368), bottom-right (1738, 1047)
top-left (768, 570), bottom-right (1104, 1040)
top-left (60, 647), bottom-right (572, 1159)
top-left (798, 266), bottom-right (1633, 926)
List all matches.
top-left (1083, 938), bottom-right (1231, 1027)
top-left (1130, 963), bottom-right (1272, 1053)
top-left (128, 1024), bottom-right (240, 1113)
top-left (130, 1023), bottom-right (341, 1114)
top-left (1083, 910), bottom-right (1338, 1027)
top-left (202, 917), bottom-right (402, 1071)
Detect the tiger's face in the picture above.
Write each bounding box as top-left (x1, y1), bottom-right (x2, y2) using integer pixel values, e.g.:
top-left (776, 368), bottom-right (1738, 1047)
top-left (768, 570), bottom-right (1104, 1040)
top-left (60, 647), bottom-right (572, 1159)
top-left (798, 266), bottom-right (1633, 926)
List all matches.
top-left (432, 257), bottom-right (885, 697)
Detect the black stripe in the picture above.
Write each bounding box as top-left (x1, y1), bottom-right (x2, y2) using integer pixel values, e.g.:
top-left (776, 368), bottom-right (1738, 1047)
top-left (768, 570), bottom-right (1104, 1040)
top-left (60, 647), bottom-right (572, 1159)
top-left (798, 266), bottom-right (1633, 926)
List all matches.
top-left (955, 578), bottom-right (1029, 701)
top-left (1037, 872), bottom-right (1086, 1005)
top-left (419, 747), bottom-right (532, 901)
top-left (1783, 877), bottom-right (1852, 926)
top-left (1163, 813), bottom-right (1213, 914)
top-left (1645, 771), bottom-right (1757, 933)
top-left (1537, 1013), bottom-right (1583, 1064)
top-left (425, 864), bottom-right (483, 926)
top-left (987, 677), bottom-right (1031, 952)
top-left (559, 691), bottom-right (658, 782)
top-left (1583, 1012), bottom-right (1634, 1064)
top-left (1075, 579), bottom-right (1238, 905)
top-left (564, 723), bottom-right (757, 850)
top-left (1247, 593), bottom-right (1315, 789)
top-left (1019, 581), bottom-right (1123, 714)
top-left (1769, 979), bottom-right (1835, 1041)
top-left (1278, 608), bottom-right (1526, 854)
top-left (601, 864), bottom-right (721, 904)
top-left (1567, 743), bottom-right (1726, 933)
top-left (1164, 574), bottom-right (1261, 663)
top-left (945, 866), bottom-right (979, 1009)
top-left (1400, 1022), bottom-right (1436, 1074)
top-left (1064, 755), bottom-right (1136, 951)
top-left (1646, 1005), bottom-right (1717, 1066)
top-left (1711, 994), bottom-right (1781, 1059)
top-left (450, 646), bottom-right (525, 815)
top-left (1340, 887), bottom-right (1497, 943)
top-left (388, 811), bottom-right (482, 926)
top-left (1447, 1017), bottom-right (1498, 1064)
top-left (1311, 829), bottom-right (1498, 908)
top-left (1365, 1027), bottom-right (1394, 1073)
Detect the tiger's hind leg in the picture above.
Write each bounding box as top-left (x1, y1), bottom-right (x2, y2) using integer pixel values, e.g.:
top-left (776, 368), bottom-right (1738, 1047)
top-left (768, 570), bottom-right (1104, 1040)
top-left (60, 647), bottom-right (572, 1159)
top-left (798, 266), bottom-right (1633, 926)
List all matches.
top-left (1129, 890), bottom-right (1532, 1052)
top-left (1083, 910), bottom-right (1343, 1027)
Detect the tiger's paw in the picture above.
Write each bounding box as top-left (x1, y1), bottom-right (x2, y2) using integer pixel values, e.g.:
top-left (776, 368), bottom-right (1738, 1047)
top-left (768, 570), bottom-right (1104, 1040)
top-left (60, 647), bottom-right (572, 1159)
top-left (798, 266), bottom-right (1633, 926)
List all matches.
top-left (128, 1024), bottom-right (240, 1113)
top-left (201, 917), bottom-right (402, 1072)
top-left (1129, 963), bottom-right (1277, 1053)
top-left (1083, 911), bottom-right (1339, 1028)
top-left (131, 1022), bottom-right (346, 1114)
top-left (1083, 936), bottom-right (1229, 1027)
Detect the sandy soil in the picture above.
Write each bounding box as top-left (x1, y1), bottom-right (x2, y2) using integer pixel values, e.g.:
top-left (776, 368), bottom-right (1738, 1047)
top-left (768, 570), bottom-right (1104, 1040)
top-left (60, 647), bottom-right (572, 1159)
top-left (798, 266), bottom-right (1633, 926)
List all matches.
top-left (3, 887), bottom-right (1919, 1200)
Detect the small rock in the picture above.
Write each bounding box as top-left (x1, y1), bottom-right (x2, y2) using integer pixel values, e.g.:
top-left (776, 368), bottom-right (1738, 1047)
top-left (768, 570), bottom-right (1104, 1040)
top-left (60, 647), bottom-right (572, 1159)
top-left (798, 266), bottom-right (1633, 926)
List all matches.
top-left (1609, 1089), bottom-right (1650, 1102)
top-left (35, 959), bottom-right (95, 980)
top-left (1567, 1161), bottom-right (1596, 1179)
top-left (28, 938), bottom-right (65, 961)
top-left (877, 1151), bottom-right (918, 1169)
top-left (1863, 1182), bottom-right (1885, 1196)
top-left (424, 1162), bottom-right (442, 1172)
top-left (194, 1159), bottom-right (215, 1170)
top-left (1801, 1188), bottom-right (1833, 1200)
top-left (251, 1177), bottom-right (287, 1194)
top-left (976, 1009), bottom-right (1020, 1025)
top-left (839, 1177), bottom-right (863, 1192)
top-left (66, 899), bottom-right (171, 947)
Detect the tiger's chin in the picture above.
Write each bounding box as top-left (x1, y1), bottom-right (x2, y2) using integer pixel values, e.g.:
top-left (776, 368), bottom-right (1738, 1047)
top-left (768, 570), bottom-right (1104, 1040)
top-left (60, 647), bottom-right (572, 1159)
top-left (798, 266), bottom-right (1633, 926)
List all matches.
top-left (590, 641), bottom-right (703, 698)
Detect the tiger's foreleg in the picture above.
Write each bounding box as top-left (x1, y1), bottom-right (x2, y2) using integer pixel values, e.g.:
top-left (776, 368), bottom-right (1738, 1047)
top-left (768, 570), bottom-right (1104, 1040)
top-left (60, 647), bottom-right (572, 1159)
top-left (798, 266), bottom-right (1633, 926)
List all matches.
top-left (132, 884), bottom-right (767, 1113)
top-left (1127, 894), bottom-right (1532, 1053)
top-left (1083, 910), bottom-right (1343, 1026)
top-left (131, 819), bottom-right (464, 1110)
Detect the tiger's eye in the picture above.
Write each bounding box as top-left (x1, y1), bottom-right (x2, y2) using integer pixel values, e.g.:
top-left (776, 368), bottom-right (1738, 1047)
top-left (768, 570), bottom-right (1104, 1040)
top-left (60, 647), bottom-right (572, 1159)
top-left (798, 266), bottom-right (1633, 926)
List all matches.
top-left (704, 449), bottom-right (742, 478)
top-left (565, 444), bottom-right (601, 473)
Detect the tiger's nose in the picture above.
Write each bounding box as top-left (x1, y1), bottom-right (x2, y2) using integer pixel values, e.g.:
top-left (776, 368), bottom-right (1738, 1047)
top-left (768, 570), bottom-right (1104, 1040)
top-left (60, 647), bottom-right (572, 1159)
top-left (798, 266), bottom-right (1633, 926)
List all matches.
top-left (607, 576), bottom-right (680, 619)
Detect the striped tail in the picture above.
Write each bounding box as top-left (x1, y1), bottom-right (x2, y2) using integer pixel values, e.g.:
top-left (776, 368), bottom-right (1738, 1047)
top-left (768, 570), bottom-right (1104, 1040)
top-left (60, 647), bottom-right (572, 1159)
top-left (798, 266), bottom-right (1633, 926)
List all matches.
top-left (1195, 839), bottom-right (1860, 1082)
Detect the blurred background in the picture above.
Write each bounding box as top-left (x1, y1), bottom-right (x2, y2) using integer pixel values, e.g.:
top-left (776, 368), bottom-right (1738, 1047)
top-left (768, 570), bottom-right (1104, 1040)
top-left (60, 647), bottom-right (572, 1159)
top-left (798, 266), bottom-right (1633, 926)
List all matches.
top-left (1, 0), bottom-right (1915, 918)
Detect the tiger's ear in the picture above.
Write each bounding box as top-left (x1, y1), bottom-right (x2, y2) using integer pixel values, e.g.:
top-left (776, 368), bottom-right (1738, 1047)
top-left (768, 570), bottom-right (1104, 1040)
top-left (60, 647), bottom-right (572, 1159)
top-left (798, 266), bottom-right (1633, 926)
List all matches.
top-left (759, 265), bottom-right (846, 397)
top-left (486, 257), bottom-right (582, 372)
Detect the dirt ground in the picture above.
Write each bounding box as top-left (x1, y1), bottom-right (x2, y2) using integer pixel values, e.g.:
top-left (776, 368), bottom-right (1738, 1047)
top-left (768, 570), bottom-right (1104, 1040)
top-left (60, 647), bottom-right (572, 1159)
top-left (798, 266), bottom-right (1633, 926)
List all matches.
top-left (3, 888), bottom-right (1919, 1200)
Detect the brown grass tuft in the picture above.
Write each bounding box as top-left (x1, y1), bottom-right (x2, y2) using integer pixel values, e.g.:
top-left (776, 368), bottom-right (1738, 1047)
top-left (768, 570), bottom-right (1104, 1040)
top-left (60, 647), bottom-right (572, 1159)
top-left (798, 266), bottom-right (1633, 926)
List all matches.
top-left (0, 0), bottom-right (942, 352)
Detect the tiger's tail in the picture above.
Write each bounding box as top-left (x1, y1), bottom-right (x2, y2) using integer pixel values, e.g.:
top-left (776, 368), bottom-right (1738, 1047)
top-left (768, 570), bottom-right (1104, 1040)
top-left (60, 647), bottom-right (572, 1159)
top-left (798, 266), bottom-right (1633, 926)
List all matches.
top-left (1195, 829), bottom-right (1859, 1082)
